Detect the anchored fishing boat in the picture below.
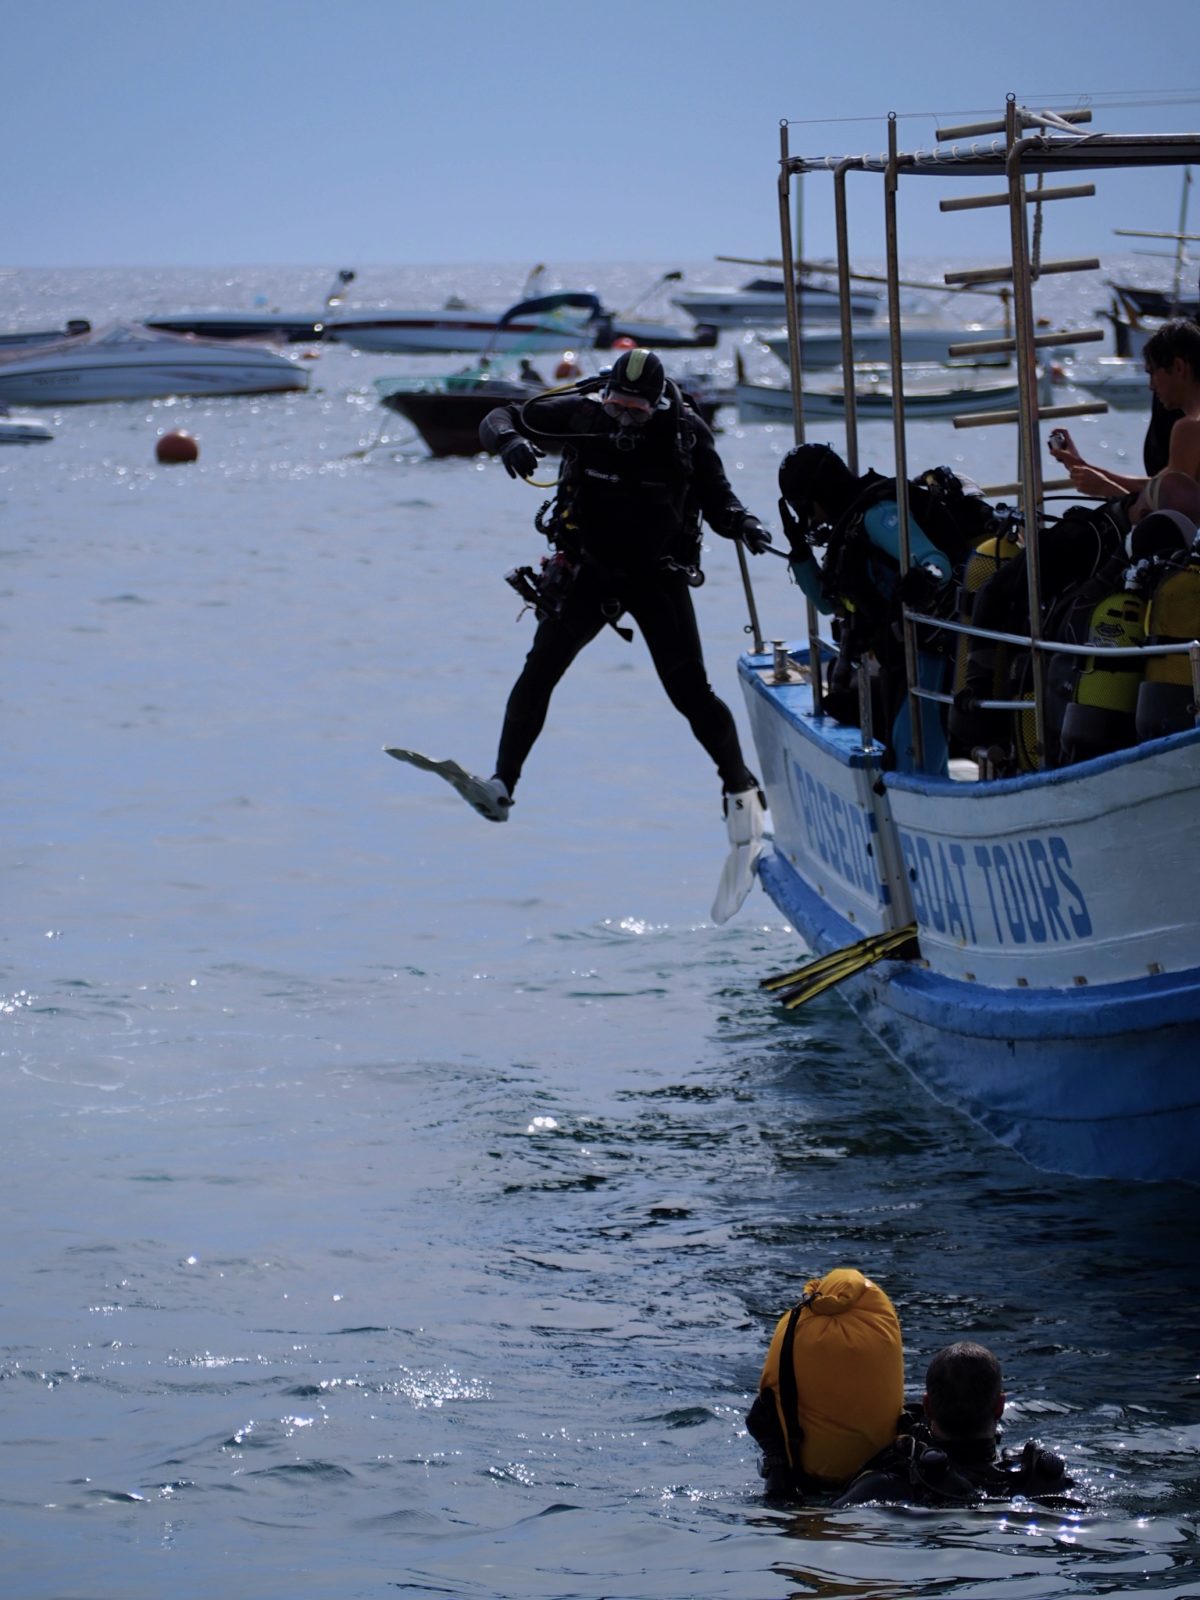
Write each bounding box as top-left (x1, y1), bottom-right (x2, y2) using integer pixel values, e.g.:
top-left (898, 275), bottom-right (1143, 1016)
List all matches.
top-left (736, 105), bottom-right (1200, 1185)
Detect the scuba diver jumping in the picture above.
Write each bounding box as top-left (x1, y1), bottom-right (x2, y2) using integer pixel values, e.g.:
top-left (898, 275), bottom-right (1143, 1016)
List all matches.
top-left (388, 348), bottom-right (775, 922)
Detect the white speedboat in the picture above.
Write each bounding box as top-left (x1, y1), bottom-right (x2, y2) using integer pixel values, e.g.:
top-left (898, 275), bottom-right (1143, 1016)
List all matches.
top-left (325, 291), bottom-right (602, 356)
top-left (1064, 355), bottom-right (1152, 409)
top-left (0, 323), bottom-right (309, 404)
top-left (0, 319), bottom-right (91, 351)
top-left (763, 322), bottom-right (1011, 369)
top-left (0, 407), bottom-right (53, 442)
top-left (142, 269), bottom-right (355, 343)
top-left (735, 366), bottom-right (1028, 423)
top-left (672, 275), bottom-right (880, 329)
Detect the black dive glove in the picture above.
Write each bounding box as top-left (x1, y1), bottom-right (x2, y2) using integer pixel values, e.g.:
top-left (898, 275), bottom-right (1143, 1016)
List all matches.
top-left (897, 562), bottom-right (954, 616)
top-left (737, 513), bottom-right (773, 555)
top-left (499, 436), bottom-right (544, 479)
top-left (777, 497), bottom-right (812, 562)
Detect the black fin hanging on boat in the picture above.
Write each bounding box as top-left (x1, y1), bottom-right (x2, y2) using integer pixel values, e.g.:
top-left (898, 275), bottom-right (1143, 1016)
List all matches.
top-left (762, 923), bottom-right (919, 1010)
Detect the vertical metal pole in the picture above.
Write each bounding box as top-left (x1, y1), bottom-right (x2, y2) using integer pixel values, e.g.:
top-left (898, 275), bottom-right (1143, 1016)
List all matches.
top-left (778, 125), bottom-right (807, 443)
top-left (885, 113), bottom-right (923, 771)
top-left (778, 121), bottom-right (824, 712)
top-left (1006, 99), bottom-right (1049, 766)
top-left (735, 538), bottom-right (764, 653)
top-left (1171, 166), bottom-right (1192, 312)
top-left (1190, 641), bottom-right (1200, 724)
top-left (834, 160), bottom-right (861, 473)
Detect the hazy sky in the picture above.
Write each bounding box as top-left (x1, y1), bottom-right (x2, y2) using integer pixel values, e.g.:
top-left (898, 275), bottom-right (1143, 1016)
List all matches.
top-left (7, 0), bottom-right (1198, 269)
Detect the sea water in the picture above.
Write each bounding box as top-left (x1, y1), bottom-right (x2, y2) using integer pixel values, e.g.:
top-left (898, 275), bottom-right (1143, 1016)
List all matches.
top-left (2, 263), bottom-right (1196, 1600)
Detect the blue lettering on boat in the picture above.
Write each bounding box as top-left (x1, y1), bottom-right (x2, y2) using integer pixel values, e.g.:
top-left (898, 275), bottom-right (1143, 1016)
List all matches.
top-left (793, 762), bottom-right (883, 899)
top-left (897, 830), bottom-right (1094, 945)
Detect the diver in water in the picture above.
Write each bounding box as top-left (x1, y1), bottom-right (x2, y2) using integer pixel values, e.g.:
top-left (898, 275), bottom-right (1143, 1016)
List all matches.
top-left (389, 348), bottom-right (774, 921)
top-left (831, 1340), bottom-right (1075, 1508)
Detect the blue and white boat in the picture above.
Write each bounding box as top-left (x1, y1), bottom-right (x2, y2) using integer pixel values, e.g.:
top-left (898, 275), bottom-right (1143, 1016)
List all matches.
top-left (736, 110), bottom-right (1200, 1185)
top-left (741, 646), bottom-right (1200, 1185)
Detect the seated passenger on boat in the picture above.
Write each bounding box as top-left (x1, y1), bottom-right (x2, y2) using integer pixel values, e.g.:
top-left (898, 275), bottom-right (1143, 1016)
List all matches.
top-left (776, 444), bottom-right (983, 776)
top-left (745, 1267), bottom-right (905, 1500)
top-left (1050, 319), bottom-right (1200, 530)
top-left (831, 1341), bottom-right (1076, 1508)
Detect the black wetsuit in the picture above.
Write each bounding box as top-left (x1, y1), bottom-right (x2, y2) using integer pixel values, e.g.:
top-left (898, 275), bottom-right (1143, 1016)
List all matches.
top-left (479, 385), bottom-right (757, 795)
top-left (830, 1407), bottom-right (1075, 1509)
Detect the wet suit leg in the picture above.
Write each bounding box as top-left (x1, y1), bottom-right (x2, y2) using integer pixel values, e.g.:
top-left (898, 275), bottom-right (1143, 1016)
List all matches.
top-left (623, 572), bottom-right (757, 792)
top-left (493, 572), bottom-right (608, 794)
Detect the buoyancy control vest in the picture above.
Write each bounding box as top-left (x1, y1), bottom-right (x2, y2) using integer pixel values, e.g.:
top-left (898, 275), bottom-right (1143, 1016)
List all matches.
top-left (748, 1268), bottom-right (904, 1492)
top-left (522, 378), bottom-right (704, 578)
top-left (819, 469), bottom-right (990, 665)
top-left (831, 1411), bottom-right (1075, 1509)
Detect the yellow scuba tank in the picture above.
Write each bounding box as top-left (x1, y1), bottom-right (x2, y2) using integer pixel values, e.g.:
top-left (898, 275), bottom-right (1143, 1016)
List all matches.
top-left (757, 1267), bottom-right (904, 1487)
top-left (1136, 559), bottom-right (1200, 739)
top-left (952, 532), bottom-right (1021, 698)
top-left (1059, 590), bottom-right (1147, 763)
top-left (948, 532), bottom-right (1022, 757)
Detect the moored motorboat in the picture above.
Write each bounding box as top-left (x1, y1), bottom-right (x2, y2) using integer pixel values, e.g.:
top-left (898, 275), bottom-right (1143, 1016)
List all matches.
top-left (329, 273), bottom-right (715, 356)
top-left (735, 366), bottom-right (1028, 423)
top-left (672, 274), bottom-right (880, 329)
top-left (326, 292), bottom-right (603, 356)
top-left (1062, 354), bottom-right (1151, 409)
top-left (142, 268), bottom-right (355, 343)
top-left (0, 407), bottom-right (54, 443)
top-left (1110, 282), bottom-right (1200, 320)
top-left (375, 370), bottom-right (545, 457)
top-left (0, 323), bottom-right (309, 404)
top-left (0, 319), bottom-right (91, 351)
top-left (763, 322), bottom-right (1012, 369)
top-left (376, 359), bottom-right (729, 457)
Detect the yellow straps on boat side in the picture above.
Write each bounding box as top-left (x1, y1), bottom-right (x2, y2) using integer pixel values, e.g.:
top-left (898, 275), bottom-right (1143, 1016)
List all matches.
top-left (761, 923), bottom-right (918, 1010)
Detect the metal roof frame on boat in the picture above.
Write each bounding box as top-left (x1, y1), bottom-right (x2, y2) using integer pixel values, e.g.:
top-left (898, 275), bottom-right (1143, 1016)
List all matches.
top-left (783, 128), bottom-right (1200, 182)
top-left (757, 99), bottom-right (1200, 771)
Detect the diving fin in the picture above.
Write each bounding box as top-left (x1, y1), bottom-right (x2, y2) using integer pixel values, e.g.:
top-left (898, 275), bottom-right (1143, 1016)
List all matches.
top-left (761, 922), bottom-right (918, 1010)
top-left (711, 786), bottom-right (768, 924)
top-left (385, 748), bottom-right (512, 822)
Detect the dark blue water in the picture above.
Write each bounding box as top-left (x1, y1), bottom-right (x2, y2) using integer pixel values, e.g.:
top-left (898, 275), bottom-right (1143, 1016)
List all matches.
top-left (2, 265), bottom-right (1196, 1599)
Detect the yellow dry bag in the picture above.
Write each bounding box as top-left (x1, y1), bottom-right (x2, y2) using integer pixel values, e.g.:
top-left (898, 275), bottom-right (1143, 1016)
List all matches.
top-left (757, 1266), bottom-right (904, 1486)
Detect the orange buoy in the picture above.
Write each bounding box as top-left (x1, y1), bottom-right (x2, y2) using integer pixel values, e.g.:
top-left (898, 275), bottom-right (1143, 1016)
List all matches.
top-left (554, 352), bottom-right (582, 380)
top-left (155, 429), bottom-right (199, 464)
top-left (611, 335), bottom-right (636, 350)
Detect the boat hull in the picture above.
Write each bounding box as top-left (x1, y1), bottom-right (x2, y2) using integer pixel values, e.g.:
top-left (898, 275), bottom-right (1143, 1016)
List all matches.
top-left (378, 379), bottom-right (544, 457)
top-left (0, 357), bottom-right (308, 404)
top-left (377, 377), bottom-right (724, 455)
top-left (0, 413), bottom-right (54, 442)
top-left (735, 376), bottom-right (1022, 423)
top-left (1112, 283), bottom-right (1200, 319)
top-left (326, 315), bottom-right (593, 355)
top-left (764, 325), bottom-right (1010, 369)
top-left (672, 281), bottom-right (879, 328)
top-left (740, 650), bottom-right (1200, 1184)
top-left (144, 311), bottom-right (327, 343)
